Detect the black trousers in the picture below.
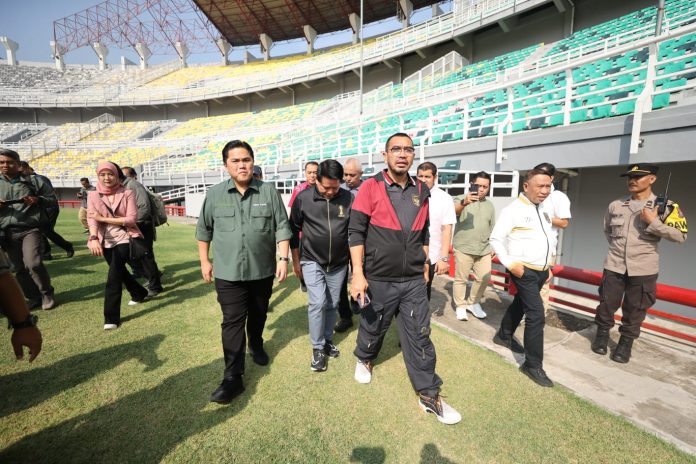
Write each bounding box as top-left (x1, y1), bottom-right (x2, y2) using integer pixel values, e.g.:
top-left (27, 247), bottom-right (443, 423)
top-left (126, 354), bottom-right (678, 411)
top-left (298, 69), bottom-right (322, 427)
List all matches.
top-left (215, 276), bottom-right (274, 379)
top-left (4, 228), bottom-right (53, 304)
top-left (499, 268), bottom-right (548, 369)
top-left (354, 278), bottom-right (443, 396)
top-left (129, 222), bottom-right (162, 292)
top-left (103, 244), bottom-right (148, 325)
top-left (41, 226), bottom-right (73, 255)
top-left (338, 262), bottom-right (353, 321)
top-left (426, 264), bottom-right (436, 301)
top-left (595, 269), bottom-right (657, 339)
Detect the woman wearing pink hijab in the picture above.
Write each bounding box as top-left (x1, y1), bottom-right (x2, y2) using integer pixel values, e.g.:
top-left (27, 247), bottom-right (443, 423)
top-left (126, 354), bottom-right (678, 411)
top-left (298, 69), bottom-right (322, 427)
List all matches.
top-left (87, 161), bottom-right (148, 329)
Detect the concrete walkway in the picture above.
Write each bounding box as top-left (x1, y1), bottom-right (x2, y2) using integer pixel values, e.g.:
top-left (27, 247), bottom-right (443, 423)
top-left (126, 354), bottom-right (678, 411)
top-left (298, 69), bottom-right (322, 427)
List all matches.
top-left (428, 275), bottom-right (696, 455)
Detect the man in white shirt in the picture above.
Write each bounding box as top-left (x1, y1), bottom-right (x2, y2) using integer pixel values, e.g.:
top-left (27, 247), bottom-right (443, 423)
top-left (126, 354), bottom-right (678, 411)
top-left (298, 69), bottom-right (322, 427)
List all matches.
top-left (416, 162), bottom-right (457, 302)
top-left (490, 168), bottom-right (556, 388)
top-left (534, 163), bottom-right (571, 313)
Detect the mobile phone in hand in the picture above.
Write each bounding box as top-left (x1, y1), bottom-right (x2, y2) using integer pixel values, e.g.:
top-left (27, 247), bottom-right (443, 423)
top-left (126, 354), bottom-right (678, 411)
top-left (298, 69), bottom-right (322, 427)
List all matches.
top-left (469, 184), bottom-right (480, 198)
top-left (358, 293), bottom-right (371, 308)
top-left (2, 198), bottom-right (25, 205)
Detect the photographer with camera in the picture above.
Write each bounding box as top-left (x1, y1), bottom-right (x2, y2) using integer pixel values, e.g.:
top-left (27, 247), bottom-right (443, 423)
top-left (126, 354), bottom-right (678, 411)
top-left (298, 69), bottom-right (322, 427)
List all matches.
top-left (0, 149), bottom-right (57, 311)
top-left (591, 163), bottom-right (687, 363)
top-left (452, 172), bottom-right (495, 321)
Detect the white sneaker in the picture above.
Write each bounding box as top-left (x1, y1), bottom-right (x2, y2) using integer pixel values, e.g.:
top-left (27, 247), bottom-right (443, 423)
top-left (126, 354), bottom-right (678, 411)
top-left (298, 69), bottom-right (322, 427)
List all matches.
top-left (468, 303), bottom-right (487, 319)
top-left (419, 394), bottom-right (462, 425)
top-left (455, 306), bottom-right (468, 321)
top-left (354, 360), bottom-right (373, 384)
top-left (104, 323), bottom-right (118, 330)
top-left (128, 300), bottom-right (140, 306)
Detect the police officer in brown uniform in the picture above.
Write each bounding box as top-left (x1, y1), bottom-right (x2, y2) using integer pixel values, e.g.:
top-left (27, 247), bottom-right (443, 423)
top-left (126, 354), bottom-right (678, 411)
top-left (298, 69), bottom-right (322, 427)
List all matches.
top-left (592, 163), bottom-right (687, 363)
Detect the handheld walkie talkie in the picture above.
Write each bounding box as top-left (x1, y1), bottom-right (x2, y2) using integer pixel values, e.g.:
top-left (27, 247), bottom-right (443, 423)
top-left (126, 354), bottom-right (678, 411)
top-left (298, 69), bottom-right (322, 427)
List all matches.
top-left (655, 172), bottom-right (671, 216)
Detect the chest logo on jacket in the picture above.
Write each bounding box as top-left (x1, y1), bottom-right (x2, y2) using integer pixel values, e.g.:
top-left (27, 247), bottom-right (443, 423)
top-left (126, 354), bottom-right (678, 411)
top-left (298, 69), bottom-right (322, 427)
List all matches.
top-left (411, 195), bottom-right (420, 207)
top-left (338, 205), bottom-right (345, 218)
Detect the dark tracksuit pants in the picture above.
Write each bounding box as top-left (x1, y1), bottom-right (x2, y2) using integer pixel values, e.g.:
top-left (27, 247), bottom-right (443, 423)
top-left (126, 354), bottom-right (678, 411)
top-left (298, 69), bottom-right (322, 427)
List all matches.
top-left (103, 244), bottom-right (148, 325)
top-left (595, 269), bottom-right (657, 339)
top-left (215, 276), bottom-right (274, 379)
top-left (338, 262), bottom-right (354, 321)
top-left (499, 268), bottom-right (548, 369)
top-left (354, 278), bottom-right (443, 396)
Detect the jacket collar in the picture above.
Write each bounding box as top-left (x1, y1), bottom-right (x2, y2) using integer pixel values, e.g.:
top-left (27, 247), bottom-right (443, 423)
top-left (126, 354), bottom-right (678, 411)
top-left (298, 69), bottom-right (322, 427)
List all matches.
top-left (380, 169), bottom-right (416, 187)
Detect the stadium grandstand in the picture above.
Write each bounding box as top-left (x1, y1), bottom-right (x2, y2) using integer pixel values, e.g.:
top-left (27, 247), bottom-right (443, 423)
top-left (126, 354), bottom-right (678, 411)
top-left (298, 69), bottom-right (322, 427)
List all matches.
top-left (1, 1), bottom-right (695, 327)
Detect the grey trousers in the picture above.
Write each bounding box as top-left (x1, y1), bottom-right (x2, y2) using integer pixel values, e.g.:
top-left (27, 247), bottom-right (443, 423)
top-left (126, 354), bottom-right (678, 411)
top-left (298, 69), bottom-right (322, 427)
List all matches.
top-left (301, 261), bottom-right (347, 350)
top-left (5, 228), bottom-right (53, 304)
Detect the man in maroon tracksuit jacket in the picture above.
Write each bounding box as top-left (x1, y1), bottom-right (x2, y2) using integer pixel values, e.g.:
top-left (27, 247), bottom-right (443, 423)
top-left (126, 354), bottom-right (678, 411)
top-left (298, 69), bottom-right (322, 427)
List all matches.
top-left (348, 133), bottom-right (461, 425)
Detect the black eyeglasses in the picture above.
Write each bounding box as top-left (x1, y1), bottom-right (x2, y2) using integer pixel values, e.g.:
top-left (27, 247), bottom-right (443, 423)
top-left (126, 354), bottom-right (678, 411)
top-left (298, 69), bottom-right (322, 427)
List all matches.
top-left (388, 146), bottom-right (415, 155)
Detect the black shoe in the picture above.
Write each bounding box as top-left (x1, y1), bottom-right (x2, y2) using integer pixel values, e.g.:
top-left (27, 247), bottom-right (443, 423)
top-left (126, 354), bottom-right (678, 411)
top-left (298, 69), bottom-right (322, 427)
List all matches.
top-left (66, 247), bottom-right (75, 258)
top-left (43, 254), bottom-right (53, 261)
top-left (311, 349), bottom-right (327, 372)
top-left (300, 280), bottom-right (307, 292)
top-left (520, 363), bottom-right (554, 387)
top-left (27, 300), bottom-right (42, 311)
top-left (493, 330), bottom-right (525, 354)
top-left (334, 318), bottom-right (353, 333)
top-left (210, 377), bottom-right (245, 404)
top-left (591, 327), bottom-right (610, 355)
top-left (610, 335), bottom-right (634, 364)
top-left (249, 347), bottom-right (269, 366)
top-left (147, 288), bottom-right (161, 297)
top-left (324, 340), bottom-right (340, 358)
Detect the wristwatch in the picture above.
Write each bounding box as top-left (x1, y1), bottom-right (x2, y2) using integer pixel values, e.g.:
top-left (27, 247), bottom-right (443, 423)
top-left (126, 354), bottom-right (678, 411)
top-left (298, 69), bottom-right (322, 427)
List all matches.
top-left (9, 314), bottom-right (38, 330)
top-left (88, 235), bottom-right (99, 241)
top-left (440, 256), bottom-right (449, 263)
top-left (278, 257), bottom-right (289, 262)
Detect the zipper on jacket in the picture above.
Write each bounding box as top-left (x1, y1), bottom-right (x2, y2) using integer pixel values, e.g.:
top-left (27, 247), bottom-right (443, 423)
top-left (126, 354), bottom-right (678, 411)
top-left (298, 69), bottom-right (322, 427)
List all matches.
top-left (326, 198), bottom-right (332, 272)
top-left (535, 204), bottom-right (550, 271)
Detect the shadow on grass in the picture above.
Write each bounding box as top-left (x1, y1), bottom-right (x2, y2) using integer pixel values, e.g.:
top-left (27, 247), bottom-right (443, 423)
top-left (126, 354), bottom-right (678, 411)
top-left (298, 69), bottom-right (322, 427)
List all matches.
top-left (1, 308), bottom-right (306, 463)
top-left (0, 335), bottom-right (166, 417)
top-left (420, 443), bottom-right (455, 463)
top-left (350, 447), bottom-right (386, 463)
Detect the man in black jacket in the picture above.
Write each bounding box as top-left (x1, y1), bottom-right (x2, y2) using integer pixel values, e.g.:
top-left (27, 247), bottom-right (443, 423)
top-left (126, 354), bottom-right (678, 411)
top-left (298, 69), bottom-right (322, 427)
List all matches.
top-left (348, 133), bottom-right (460, 425)
top-left (290, 159), bottom-right (352, 372)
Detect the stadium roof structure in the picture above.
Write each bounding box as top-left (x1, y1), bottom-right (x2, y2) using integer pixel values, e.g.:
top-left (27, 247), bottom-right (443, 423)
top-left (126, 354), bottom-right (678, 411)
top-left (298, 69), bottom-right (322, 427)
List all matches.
top-left (51, 0), bottom-right (442, 61)
top-left (193, 0), bottom-right (442, 46)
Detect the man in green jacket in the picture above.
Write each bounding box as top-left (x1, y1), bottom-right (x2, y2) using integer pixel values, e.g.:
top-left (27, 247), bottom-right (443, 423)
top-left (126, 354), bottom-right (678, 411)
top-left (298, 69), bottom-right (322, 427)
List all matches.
top-left (196, 140), bottom-right (291, 404)
top-left (0, 149), bottom-right (57, 310)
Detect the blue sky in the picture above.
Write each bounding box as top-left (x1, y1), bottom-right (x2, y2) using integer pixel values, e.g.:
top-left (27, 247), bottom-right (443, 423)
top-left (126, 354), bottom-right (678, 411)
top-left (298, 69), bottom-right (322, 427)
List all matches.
top-left (1, 1), bottom-right (446, 66)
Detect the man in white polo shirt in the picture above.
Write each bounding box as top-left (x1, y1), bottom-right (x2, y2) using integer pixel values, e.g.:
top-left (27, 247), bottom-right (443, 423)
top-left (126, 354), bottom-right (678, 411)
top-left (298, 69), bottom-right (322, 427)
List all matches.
top-left (416, 162), bottom-right (456, 303)
top-left (534, 163), bottom-right (571, 313)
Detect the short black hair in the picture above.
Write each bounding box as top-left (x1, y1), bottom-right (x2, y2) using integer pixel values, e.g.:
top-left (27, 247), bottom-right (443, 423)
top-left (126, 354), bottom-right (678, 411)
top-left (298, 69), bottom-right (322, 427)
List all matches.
top-left (122, 166), bottom-right (137, 178)
top-left (222, 140), bottom-right (254, 164)
top-left (317, 159), bottom-right (343, 181)
top-left (110, 161), bottom-right (127, 181)
top-left (0, 148), bottom-right (20, 162)
top-left (472, 171), bottom-right (491, 183)
top-left (384, 132), bottom-right (413, 151)
top-left (416, 161), bottom-right (437, 176)
top-left (80, 177), bottom-right (89, 182)
top-left (525, 168), bottom-right (552, 182)
top-left (304, 161), bottom-right (319, 170)
top-left (534, 162), bottom-right (556, 177)
top-left (19, 161), bottom-right (30, 169)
